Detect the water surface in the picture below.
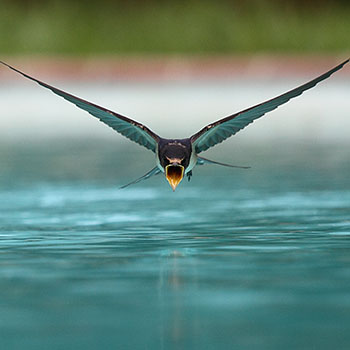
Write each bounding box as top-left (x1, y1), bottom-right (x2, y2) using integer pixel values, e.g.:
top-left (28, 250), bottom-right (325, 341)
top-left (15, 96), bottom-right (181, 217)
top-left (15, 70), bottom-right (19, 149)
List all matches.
top-left (1, 142), bottom-right (350, 349)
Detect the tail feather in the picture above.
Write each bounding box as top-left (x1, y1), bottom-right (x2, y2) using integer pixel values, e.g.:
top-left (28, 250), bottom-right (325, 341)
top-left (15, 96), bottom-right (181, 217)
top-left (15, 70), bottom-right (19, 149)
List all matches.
top-left (196, 156), bottom-right (250, 169)
top-left (120, 166), bottom-right (161, 189)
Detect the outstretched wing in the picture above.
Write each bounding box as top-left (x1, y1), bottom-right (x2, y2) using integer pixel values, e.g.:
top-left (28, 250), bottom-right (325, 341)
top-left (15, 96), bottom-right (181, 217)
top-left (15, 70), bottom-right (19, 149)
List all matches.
top-left (0, 61), bottom-right (160, 152)
top-left (191, 59), bottom-right (349, 154)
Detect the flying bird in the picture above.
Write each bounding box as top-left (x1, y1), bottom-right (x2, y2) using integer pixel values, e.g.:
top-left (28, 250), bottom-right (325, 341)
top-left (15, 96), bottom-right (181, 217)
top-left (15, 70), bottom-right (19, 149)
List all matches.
top-left (1, 59), bottom-right (348, 190)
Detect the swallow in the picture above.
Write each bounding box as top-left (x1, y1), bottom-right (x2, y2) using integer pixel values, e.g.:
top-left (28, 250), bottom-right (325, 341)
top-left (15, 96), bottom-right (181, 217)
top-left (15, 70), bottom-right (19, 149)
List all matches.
top-left (1, 59), bottom-right (348, 190)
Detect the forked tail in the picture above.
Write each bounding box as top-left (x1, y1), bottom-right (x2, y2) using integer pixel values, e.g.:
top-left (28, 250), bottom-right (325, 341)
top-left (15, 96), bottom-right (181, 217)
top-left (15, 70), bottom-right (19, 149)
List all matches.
top-left (196, 156), bottom-right (250, 169)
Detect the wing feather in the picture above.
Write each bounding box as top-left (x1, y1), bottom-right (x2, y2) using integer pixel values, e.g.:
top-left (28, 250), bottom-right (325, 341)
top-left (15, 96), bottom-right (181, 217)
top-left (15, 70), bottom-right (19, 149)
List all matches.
top-left (0, 61), bottom-right (160, 152)
top-left (191, 59), bottom-right (349, 153)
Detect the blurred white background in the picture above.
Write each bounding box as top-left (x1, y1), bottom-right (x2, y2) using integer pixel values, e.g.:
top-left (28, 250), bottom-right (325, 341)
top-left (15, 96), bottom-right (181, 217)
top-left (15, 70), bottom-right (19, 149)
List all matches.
top-left (1, 74), bottom-right (349, 147)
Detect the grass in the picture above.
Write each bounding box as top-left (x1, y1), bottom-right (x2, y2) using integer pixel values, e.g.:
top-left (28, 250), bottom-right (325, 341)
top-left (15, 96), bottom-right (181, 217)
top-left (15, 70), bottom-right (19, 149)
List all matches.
top-left (1, 0), bottom-right (350, 55)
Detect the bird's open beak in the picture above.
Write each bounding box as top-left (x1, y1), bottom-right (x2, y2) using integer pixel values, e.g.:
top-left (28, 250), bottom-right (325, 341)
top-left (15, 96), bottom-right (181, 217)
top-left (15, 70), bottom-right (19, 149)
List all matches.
top-left (165, 164), bottom-right (184, 191)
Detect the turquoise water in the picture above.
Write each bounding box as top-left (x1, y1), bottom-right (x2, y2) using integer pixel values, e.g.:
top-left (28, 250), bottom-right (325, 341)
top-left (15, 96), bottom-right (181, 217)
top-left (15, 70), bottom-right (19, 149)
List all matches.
top-left (1, 142), bottom-right (350, 349)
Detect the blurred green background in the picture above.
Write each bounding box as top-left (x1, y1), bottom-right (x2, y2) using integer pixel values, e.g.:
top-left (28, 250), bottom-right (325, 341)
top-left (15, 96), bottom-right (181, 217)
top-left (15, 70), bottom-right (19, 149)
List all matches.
top-left (1, 0), bottom-right (350, 55)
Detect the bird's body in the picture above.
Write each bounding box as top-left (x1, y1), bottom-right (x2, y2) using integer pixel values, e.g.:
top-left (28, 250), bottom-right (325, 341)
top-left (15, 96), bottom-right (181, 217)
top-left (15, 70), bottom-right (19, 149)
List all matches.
top-left (1, 59), bottom-right (348, 190)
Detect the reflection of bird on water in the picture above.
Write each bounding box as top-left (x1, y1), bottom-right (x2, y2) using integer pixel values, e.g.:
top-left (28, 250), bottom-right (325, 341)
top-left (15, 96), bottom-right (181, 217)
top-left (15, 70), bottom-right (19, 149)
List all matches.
top-left (1, 59), bottom-right (348, 191)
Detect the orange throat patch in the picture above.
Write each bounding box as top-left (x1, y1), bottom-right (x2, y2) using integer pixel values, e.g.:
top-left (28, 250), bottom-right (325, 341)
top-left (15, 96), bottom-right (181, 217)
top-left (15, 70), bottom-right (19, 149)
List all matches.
top-left (165, 165), bottom-right (184, 191)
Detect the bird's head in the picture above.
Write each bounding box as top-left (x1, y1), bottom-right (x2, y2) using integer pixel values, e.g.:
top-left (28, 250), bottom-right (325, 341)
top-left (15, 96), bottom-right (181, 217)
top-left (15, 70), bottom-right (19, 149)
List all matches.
top-left (158, 139), bottom-right (192, 191)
